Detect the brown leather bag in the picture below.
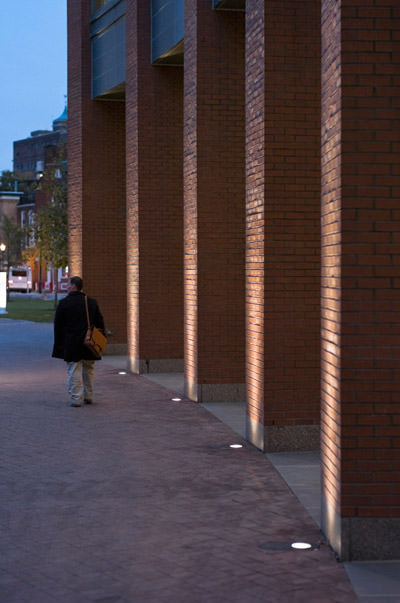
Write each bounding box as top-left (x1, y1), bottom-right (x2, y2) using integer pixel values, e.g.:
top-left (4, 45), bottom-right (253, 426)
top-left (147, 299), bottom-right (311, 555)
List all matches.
top-left (83, 295), bottom-right (106, 359)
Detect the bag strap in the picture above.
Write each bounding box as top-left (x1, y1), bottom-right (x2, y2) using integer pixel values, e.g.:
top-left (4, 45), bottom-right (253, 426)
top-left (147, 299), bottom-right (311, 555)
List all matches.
top-left (84, 295), bottom-right (90, 329)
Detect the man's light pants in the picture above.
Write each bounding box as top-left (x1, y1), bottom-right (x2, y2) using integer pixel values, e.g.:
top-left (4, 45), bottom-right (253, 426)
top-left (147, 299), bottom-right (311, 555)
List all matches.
top-left (67, 360), bottom-right (95, 405)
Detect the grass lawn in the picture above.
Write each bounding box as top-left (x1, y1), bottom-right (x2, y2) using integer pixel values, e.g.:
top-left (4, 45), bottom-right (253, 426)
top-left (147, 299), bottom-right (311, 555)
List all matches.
top-left (0, 297), bottom-right (56, 323)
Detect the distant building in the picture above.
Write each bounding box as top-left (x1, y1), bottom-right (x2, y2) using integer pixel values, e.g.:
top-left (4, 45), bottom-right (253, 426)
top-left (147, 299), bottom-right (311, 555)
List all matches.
top-left (12, 100), bottom-right (67, 230)
top-left (13, 101), bottom-right (67, 181)
top-left (11, 101), bottom-right (68, 292)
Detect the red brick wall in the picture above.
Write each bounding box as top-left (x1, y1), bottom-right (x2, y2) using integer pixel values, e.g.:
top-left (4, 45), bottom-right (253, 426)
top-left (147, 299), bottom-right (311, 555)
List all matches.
top-left (321, 0), bottom-right (400, 521)
top-left (125, 0), bottom-right (183, 367)
top-left (67, 0), bottom-right (87, 278)
top-left (82, 101), bottom-right (126, 345)
top-left (183, 0), bottom-right (198, 391)
top-left (321, 0), bottom-right (342, 523)
top-left (246, 1), bottom-right (321, 434)
top-left (68, 0), bottom-right (127, 346)
top-left (245, 0), bottom-right (266, 432)
top-left (184, 0), bottom-right (245, 395)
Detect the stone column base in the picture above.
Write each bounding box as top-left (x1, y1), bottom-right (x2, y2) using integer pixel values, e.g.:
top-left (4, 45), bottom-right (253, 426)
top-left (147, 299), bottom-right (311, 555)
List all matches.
top-left (129, 357), bottom-right (184, 374)
top-left (184, 379), bottom-right (245, 403)
top-left (246, 416), bottom-right (320, 452)
top-left (322, 493), bottom-right (400, 560)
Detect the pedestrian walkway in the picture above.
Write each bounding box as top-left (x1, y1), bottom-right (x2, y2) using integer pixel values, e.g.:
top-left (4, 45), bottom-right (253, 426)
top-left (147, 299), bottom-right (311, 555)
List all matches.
top-left (143, 374), bottom-right (400, 602)
top-left (0, 319), bottom-right (357, 602)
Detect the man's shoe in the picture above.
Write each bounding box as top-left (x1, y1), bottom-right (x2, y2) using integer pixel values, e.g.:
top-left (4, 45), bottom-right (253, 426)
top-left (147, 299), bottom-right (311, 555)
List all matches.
top-left (84, 399), bottom-right (93, 405)
top-left (70, 403), bottom-right (81, 407)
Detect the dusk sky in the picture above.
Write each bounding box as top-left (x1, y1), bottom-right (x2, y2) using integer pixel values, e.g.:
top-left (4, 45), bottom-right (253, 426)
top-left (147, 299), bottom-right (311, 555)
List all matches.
top-left (0, 0), bottom-right (67, 173)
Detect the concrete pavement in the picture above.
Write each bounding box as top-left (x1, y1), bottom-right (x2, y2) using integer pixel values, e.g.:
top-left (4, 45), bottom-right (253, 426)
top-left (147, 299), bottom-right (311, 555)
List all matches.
top-left (0, 319), bottom-right (357, 602)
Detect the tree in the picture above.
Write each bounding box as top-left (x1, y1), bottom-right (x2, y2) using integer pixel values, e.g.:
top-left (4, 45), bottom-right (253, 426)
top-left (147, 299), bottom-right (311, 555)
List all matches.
top-left (0, 171), bottom-right (22, 192)
top-left (33, 161), bottom-right (68, 305)
top-left (0, 215), bottom-right (25, 267)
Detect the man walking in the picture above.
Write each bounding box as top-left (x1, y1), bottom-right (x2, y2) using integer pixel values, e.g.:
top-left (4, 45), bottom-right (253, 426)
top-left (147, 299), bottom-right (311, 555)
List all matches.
top-left (52, 276), bottom-right (105, 407)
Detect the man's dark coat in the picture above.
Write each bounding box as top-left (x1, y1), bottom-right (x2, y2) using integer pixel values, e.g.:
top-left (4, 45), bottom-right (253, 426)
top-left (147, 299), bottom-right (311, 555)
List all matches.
top-left (52, 291), bottom-right (105, 362)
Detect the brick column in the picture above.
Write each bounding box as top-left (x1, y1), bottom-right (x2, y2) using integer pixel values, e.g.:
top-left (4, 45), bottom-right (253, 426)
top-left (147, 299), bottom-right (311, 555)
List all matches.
top-left (183, 1), bottom-right (245, 402)
top-left (68, 0), bottom-right (127, 352)
top-left (321, 0), bottom-right (400, 560)
top-left (125, 1), bottom-right (183, 373)
top-left (245, 0), bottom-right (321, 451)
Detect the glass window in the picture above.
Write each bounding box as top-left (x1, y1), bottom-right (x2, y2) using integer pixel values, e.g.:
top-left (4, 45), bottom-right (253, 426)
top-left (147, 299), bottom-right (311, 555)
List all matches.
top-left (12, 269), bottom-right (27, 277)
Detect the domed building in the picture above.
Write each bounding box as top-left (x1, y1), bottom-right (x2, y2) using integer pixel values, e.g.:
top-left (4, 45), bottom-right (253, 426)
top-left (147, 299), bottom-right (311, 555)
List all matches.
top-left (52, 101), bottom-right (68, 133)
top-left (13, 99), bottom-right (67, 180)
top-left (12, 99), bottom-right (68, 293)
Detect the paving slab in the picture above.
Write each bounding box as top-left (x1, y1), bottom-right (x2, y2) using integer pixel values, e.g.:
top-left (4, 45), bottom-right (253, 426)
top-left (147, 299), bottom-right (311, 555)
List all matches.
top-left (0, 319), bottom-right (356, 602)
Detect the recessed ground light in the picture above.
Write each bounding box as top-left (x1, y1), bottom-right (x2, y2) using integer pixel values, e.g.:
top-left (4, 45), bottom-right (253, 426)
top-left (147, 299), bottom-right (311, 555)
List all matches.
top-left (229, 444), bottom-right (243, 449)
top-left (291, 542), bottom-right (312, 550)
top-left (171, 397), bottom-right (182, 401)
top-left (118, 371), bottom-right (127, 375)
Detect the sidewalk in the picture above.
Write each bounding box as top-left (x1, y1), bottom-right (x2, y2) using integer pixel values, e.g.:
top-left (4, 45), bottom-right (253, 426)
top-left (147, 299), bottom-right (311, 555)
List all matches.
top-left (0, 319), bottom-right (357, 602)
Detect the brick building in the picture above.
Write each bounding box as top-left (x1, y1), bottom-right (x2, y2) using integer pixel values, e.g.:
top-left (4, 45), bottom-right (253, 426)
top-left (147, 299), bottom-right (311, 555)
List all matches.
top-left (68, 0), bottom-right (400, 560)
top-left (14, 102), bottom-right (67, 255)
top-left (12, 104), bottom-right (68, 291)
top-left (13, 103), bottom-right (67, 181)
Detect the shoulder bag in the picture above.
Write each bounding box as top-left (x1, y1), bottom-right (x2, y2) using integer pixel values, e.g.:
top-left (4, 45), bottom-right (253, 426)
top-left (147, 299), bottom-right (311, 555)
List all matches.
top-left (83, 295), bottom-right (106, 359)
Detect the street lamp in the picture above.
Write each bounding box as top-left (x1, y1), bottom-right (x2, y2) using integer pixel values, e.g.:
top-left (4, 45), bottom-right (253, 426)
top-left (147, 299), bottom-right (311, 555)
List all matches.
top-left (0, 243), bottom-right (6, 271)
top-left (0, 243), bottom-right (7, 314)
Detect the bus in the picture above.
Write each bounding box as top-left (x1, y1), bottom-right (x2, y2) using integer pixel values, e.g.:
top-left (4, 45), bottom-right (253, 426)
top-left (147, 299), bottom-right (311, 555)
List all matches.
top-left (8, 266), bottom-right (33, 292)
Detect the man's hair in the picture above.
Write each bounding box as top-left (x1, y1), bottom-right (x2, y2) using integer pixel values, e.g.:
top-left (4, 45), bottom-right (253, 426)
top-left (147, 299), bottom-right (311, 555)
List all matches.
top-left (70, 276), bottom-right (83, 291)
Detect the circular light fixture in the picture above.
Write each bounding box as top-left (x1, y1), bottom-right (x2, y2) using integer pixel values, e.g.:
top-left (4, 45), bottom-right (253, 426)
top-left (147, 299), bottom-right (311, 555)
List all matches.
top-left (118, 371), bottom-right (127, 375)
top-left (229, 444), bottom-right (243, 449)
top-left (291, 542), bottom-right (312, 550)
top-left (171, 397), bottom-right (182, 402)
